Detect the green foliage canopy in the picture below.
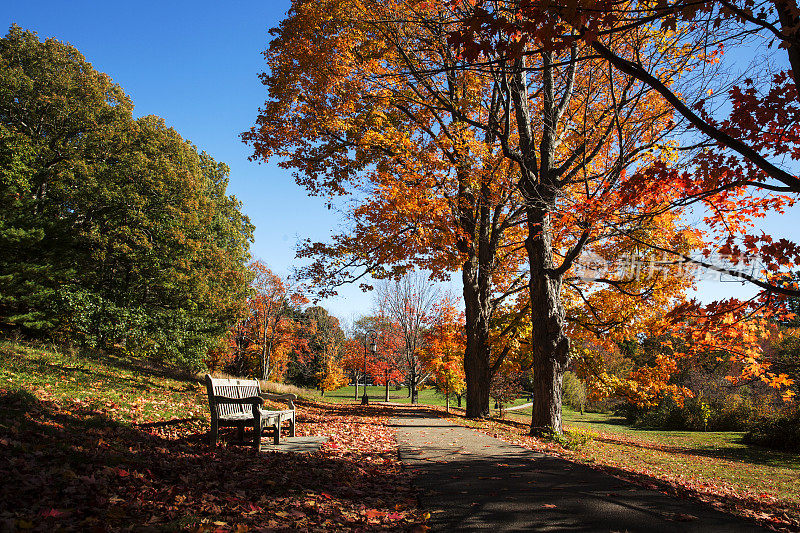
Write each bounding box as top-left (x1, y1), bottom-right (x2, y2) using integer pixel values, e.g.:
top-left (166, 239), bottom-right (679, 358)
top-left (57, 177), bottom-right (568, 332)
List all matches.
top-left (0, 25), bottom-right (253, 369)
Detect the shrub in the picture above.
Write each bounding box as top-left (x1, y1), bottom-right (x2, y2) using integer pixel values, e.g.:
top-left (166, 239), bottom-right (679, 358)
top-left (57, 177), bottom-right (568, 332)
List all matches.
top-left (714, 393), bottom-right (754, 430)
top-left (743, 409), bottom-right (800, 451)
top-left (562, 371), bottom-right (587, 413)
top-left (564, 427), bottom-right (599, 448)
top-left (616, 393), bottom-right (755, 431)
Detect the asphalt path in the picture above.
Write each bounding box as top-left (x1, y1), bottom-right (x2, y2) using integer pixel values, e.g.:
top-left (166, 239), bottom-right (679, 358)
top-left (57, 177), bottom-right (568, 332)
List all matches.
top-left (392, 412), bottom-right (767, 532)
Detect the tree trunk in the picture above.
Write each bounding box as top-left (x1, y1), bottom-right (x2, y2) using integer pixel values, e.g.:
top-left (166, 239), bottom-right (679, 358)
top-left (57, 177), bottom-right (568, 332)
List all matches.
top-left (463, 256), bottom-right (492, 418)
top-left (410, 366), bottom-right (418, 404)
top-left (385, 378), bottom-right (389, 402)
top-left (531, 354), bottom-right (564, 434)
top-left (525, 203), bottom-right (571, 436)
top-left (261, 348), bottom-right (270, 381)
top-left (512, 52), bottom-right (573, 436)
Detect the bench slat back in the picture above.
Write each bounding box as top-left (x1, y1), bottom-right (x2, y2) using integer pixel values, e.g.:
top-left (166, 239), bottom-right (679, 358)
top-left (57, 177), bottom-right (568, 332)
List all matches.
top-left (205, 376), bottom-right (261, 419)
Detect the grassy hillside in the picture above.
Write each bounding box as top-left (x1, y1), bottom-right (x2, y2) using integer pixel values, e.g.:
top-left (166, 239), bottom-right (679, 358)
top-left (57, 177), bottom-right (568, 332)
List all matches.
top-left (0, 341), bottom-right (423, 531)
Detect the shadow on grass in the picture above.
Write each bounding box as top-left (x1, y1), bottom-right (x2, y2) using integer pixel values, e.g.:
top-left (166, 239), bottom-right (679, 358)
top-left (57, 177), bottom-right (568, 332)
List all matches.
top-left (592, 435), bottom-right (800, 469)
top-left (0, 389), bottom-right (419, 531)
top-left (490, 407), bottom-right (800, 470)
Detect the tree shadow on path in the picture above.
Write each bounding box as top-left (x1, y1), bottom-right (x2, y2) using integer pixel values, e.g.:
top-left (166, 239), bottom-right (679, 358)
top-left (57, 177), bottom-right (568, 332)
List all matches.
top-left (393, 413), bottom-right (777, 532)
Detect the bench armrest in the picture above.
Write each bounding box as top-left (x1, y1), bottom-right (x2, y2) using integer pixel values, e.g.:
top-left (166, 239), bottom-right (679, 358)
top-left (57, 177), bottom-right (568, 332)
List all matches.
top-left (260, 392), bottom-right (296, 410)
top-left (213, 395), bottom-right (264, 405)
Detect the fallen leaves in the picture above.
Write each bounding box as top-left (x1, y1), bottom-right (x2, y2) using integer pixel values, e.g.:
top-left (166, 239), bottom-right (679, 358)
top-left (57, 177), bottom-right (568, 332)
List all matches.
top-left (0, 372), bottom-right (426, 531)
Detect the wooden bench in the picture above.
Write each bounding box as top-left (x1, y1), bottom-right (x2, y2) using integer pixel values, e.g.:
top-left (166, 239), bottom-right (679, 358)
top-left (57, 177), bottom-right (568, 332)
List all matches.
top-left (204, 374), bottom-right (296, 451)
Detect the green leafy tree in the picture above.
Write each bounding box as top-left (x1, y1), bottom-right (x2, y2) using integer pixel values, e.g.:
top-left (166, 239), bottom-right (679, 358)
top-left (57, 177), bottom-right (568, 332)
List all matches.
top-left (0, 24), bottom-right (132, 330)
top-left (0, 26), bottom-right (253, 369)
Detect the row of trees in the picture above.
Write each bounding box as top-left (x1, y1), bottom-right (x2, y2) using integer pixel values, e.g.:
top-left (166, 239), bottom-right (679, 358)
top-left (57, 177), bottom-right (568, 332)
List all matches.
top-left (0, 26), bottom-right (253, 369)
top-left (245, 0), bottom-right (798, 435)
top-left (344, 275), bottom-right (467, 407)
top-left (211, 266), bottom-right (469, 406)
top-left (213, 260), bottom-right (348, 388)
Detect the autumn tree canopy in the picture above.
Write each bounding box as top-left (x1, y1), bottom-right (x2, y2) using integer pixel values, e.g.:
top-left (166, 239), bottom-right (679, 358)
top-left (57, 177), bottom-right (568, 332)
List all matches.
top-left (243, 0), bottom-right (530, 417)
top-left (448, 1), bottom-right (800, 294)
top-left (448, 0), bottom-right (800, 404)
top-left (228, 261), bottom-right (309, 381)
top-left (246, 0), bottom-right (716, 432)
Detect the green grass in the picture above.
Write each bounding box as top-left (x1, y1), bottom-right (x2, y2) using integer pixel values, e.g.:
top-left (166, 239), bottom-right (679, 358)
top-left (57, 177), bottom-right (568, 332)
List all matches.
top-left (319, 385), bottom-right (532, 411)
top-left (319, 385), bottom-right (464, 407)
top-left (0, 340), bottom-right (207, 424)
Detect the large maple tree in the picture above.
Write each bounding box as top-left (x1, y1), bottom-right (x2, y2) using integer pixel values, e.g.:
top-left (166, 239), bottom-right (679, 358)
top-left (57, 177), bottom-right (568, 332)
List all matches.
top-left (446, 0), bottom-right (800, 407)
top-left (247, 0), bottom-right (794, 433)
top-left (244, 0), bottom-right (530, 417)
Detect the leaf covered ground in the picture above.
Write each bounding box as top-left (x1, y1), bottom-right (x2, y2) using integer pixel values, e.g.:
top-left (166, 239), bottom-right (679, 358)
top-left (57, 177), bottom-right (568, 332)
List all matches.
top-left (0, 342), bottom-right (426, 532)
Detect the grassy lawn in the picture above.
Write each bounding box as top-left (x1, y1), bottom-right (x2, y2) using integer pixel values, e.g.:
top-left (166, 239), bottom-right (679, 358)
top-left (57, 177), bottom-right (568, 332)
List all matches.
top-left (320, 385), bottom-right (531, 411)
top-left (0, 341), bottom-right (424, 531)
top-left (319, 385), bottom-right (463, 407)
top-left (0, 341), bottom-right (209, 424)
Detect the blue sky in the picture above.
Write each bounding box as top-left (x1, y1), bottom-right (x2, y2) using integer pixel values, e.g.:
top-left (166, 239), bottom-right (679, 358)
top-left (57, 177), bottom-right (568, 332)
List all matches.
top-left (3, 1), bottom-right (798, 321)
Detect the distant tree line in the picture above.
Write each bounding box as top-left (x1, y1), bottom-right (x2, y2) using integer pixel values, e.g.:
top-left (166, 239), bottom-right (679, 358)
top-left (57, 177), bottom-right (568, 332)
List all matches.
top-left (0, 25), bottom-right (253, 369)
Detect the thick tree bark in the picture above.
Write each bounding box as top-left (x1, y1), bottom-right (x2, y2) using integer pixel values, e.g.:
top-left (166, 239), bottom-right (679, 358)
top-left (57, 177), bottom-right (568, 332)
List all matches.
top-left (531, 351), bottom-right (565, 434)
top-left (463, 255), bottom-right (492, 418)
top-left (508, 52), bottom-right (572, 436)
top-left (459, 164), bottom-right (503, 419)
top-left (525, 203), bottom-right (571, 436)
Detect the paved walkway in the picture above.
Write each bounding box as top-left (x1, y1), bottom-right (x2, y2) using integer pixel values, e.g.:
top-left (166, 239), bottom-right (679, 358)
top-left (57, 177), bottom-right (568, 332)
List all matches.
top-left (392, 413), bottom-right (766, 532)
top-left (504, 402), bottom-right (533, 411)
